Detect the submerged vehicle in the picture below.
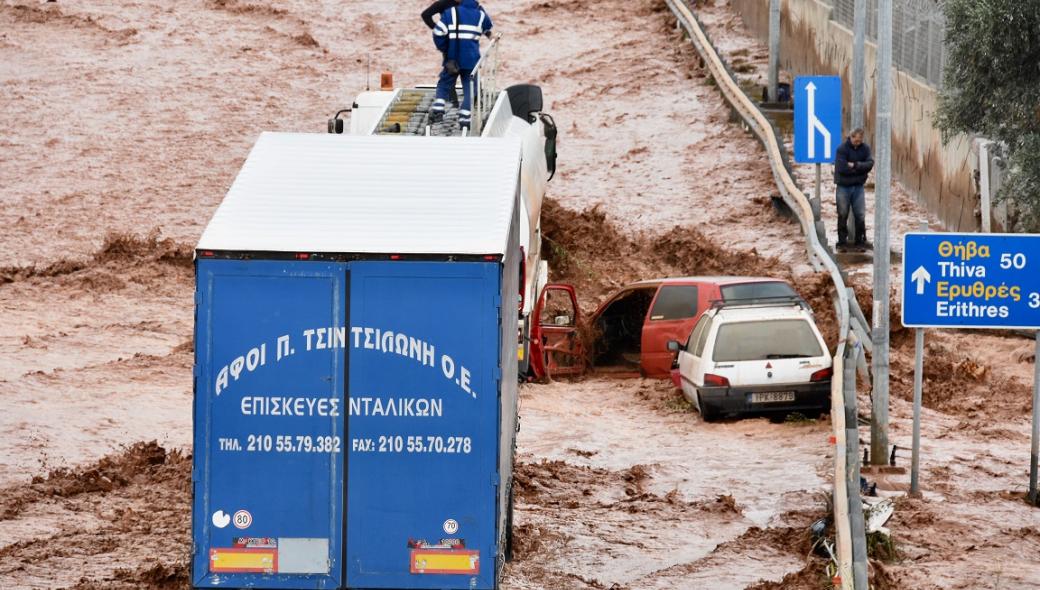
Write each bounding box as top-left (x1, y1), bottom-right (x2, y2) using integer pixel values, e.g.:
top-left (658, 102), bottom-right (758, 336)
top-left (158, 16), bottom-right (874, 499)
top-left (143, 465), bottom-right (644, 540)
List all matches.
top-left (670, 297), bottom-right (832, 421)
top-left (590, 277), bottom-right (798, 377)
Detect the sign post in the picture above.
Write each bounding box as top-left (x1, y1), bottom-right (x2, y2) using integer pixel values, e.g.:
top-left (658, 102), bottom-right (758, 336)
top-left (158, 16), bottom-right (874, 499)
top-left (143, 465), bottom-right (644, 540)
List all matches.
top-left (793, 75), bottom-right (841, 237)
top-left (903, 232), bottom-right (1040, 499)
top-left (910, 222), bottom-right (927, 496)
top-left (1032, 331), bottom-right (1040, 504)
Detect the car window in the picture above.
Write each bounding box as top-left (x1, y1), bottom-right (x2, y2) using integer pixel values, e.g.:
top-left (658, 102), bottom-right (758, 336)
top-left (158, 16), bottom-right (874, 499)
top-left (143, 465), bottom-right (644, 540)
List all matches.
top-left (693, 315), bottom-right (713, 356)
top-left (686, 314), bottom-right (709, 350)
top-left (540, 288), bottom-right (576, 327)
top-left (720, 282), bottom-right (797, 301)
top-left (649, 285), bottom-right (699, 321)
top-left (712, 319), bottom-right (823, 362)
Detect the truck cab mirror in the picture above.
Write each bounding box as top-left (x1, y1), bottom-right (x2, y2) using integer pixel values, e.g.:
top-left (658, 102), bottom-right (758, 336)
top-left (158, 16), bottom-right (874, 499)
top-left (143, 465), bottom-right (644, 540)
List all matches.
top-left (666, 340), bottom-right (681, 352)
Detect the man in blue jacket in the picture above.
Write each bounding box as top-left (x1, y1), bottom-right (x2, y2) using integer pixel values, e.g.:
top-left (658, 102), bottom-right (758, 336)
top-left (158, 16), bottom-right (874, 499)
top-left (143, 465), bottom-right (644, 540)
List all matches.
top-left (834, 128), bottom-right (874, 251)
top-left (430, 0), bottom-right (492, 130)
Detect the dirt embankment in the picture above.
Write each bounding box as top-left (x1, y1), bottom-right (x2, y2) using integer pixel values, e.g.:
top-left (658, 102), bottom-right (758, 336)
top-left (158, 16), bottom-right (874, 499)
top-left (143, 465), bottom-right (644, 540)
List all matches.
top-left (541, 197), bottom-right (849, 348)
top-left (0, 442), bottom-right (191, 590)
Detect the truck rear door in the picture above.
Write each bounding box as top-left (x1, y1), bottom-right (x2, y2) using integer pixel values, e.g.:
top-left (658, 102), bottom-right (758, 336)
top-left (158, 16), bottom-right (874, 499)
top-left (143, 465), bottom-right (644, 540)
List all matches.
top-left (346, 261), bottom-right (501, 590)
top-left (193, 259), bottom-right (346, 589)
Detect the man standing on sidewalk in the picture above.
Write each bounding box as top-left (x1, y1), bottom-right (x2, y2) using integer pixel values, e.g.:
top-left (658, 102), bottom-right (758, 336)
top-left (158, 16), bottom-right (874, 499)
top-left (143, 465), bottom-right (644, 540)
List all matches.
top-left (834, 128), bottom-right (874, 251)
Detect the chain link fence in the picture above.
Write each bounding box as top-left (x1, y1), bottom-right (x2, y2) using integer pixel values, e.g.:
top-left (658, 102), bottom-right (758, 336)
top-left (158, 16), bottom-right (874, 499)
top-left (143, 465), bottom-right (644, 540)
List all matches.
top-left (819, 0), bottom-right (946, 88)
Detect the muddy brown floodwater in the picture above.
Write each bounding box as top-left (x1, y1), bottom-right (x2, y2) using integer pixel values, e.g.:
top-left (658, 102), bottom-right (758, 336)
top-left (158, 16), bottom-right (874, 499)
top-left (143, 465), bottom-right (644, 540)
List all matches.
top-left (2, 0), bottom-right (1038, 588)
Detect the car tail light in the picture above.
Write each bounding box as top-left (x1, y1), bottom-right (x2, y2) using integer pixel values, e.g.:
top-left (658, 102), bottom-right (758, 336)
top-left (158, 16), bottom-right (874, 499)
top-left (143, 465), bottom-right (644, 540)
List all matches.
top-left (811, 367), bottom-right (833, 382)
top-left (703, 373), bottom-right (729, 387)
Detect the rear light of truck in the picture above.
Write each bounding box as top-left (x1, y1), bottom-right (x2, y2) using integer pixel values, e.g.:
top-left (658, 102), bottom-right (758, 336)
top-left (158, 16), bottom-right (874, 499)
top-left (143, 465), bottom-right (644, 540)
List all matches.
top-left (811, 367), bottom-right (833, 382)
top-left (703, 373), bottom-right (730, 387)
top-left (295, 253), bottom-right (310, 260)
top-left (518, 247), bottom-right (526, 312)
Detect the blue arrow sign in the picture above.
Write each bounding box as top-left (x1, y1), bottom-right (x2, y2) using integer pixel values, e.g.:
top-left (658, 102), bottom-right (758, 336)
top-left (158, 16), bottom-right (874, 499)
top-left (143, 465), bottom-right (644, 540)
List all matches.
top-left (902, 232), bottom-right (1040, 329)
top-left (793, 76), bottom-right (842, 164)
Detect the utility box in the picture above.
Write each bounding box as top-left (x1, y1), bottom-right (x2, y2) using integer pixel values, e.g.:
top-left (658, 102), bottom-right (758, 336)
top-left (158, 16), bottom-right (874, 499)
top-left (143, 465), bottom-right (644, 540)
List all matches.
top-left (192, 133), bottom-right (521, 589)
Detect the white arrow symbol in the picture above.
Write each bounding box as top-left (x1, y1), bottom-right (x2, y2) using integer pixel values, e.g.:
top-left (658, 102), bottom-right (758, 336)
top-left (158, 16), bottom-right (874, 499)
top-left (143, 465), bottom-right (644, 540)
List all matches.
top-left (911, 265), bottom-right (931, 295)
top-left (805, 81), bottom-right (832, 160)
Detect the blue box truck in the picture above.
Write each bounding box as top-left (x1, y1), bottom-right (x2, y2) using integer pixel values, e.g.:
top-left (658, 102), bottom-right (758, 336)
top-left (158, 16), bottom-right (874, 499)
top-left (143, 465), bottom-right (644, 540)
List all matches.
top-left (192, 132), bottom-right (522, 589)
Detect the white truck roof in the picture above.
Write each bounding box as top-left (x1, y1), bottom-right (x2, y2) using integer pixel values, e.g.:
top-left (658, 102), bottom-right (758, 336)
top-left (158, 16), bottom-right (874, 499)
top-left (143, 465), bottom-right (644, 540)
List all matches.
top-left (197, 132), bottom-right (522, 255)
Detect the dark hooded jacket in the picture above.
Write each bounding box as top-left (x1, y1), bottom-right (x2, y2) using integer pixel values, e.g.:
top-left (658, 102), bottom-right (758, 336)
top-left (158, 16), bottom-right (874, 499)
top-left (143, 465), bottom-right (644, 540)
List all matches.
top-left (834, 138), bottom-right (874, 187)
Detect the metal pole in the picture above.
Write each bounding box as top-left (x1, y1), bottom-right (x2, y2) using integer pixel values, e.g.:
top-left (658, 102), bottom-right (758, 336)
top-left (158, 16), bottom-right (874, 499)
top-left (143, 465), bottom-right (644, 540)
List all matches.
top-left (768, 0), bottom-right (780, 102)
top-left (851, 0), bottom-right (867, 130)
top-left (980, 140), bottom-right (993, 233)
top-left (849, 0), bottom-right (867, 246)
top-left (870, 0), bottom-right (893, 465)
top-left (845, 346), bottom-right (869, 589)
top-left (910, 326), bottom-right (924, 494)
top-left (1030, 330), bottom-right (1040, 504)
top-left (814, 163), bottom-right (822, 220)
top-left (910, 221), bottom-right (927, 495)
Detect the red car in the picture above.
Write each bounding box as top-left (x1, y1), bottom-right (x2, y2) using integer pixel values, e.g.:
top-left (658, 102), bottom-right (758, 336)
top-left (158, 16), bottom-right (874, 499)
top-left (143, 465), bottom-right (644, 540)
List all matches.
top-left (526, 277), bottom-right (797, 381)
top-left (589, 277), bottom-right (798, 378)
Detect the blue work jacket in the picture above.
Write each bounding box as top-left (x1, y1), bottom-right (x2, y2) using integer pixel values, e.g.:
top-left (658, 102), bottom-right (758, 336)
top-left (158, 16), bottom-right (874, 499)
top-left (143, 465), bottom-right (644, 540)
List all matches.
top-left (433, 0), bottom-right (492, 70)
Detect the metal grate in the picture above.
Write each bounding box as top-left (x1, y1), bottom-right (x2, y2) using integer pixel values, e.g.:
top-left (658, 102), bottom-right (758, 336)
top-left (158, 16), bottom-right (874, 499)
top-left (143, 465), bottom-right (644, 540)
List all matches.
top-left (824, 0), bottom-right (946, 88)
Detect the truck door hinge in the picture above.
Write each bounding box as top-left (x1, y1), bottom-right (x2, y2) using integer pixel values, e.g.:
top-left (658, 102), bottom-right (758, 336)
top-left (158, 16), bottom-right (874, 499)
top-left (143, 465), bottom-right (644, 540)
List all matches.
top-left (492, 367), bottom-right (502, 382)
top-left (492, 294), bottom-right (502, 310)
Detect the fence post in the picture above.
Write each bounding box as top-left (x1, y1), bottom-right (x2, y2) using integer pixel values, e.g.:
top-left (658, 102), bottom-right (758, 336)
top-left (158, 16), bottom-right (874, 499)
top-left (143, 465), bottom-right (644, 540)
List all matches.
top-left (844, 343), bottom-right (869, 589)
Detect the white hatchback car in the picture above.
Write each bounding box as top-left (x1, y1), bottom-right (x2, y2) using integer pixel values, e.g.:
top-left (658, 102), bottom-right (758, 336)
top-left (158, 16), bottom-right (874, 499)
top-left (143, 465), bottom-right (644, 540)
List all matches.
top-left (668, 298), bottom-right (832, 421)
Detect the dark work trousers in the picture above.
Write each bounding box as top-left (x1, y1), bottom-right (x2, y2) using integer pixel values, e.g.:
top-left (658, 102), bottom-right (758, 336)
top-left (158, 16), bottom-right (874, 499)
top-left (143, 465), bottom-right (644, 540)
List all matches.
top-left (431, 67), bottom-right (475, 127)
top-left (836, 184), bottom-right (866, 244)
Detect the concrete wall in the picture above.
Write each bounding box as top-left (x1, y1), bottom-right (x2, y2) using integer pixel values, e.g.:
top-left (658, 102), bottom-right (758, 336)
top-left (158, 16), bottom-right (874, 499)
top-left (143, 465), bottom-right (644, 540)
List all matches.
top-left (730, 0), bottom-right (978, 231)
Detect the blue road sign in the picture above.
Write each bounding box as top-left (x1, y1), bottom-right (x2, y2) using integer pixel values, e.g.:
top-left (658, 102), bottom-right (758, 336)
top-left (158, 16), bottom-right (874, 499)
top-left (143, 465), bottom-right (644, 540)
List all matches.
top-left (902, 232), bottom-right (1040, 329)
top-left (793, 76), bottom-right (842, 164)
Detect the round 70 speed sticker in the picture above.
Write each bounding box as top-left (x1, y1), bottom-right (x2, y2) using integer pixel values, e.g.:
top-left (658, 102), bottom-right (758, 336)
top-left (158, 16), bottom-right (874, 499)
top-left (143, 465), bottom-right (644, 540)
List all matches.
top-left (233, 509), bottom-right (253, 530)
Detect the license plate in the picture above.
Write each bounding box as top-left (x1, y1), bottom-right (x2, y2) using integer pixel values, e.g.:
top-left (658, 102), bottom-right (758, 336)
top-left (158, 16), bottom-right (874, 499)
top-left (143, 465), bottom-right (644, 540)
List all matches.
top-left (750, 391), bottom-right (796, 404)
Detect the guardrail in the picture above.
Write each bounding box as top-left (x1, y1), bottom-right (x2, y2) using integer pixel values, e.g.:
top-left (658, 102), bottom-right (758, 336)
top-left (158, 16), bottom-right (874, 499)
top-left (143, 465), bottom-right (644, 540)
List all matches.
top-left (470, 36), bottom-right (500, 136)
top-left (663, 1), bottom-right (868, 587)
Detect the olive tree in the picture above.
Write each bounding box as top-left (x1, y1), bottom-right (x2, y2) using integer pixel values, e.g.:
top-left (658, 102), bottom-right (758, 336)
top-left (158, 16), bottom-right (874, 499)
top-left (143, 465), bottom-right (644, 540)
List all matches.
top-left (935, 0), bottom-right (1040, 230)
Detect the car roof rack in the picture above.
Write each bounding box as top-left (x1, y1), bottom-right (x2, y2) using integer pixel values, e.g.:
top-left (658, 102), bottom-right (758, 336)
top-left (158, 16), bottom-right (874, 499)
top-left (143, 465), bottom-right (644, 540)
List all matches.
top-left (708, 295), bottom-right (812, 312)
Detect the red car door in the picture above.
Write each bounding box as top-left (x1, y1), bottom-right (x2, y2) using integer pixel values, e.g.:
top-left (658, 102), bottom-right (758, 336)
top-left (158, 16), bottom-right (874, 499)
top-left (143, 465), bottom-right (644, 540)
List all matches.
top-left (640, 283), bottom-right (703, 377)
top-left (530, 284), bottom-right (584, 380)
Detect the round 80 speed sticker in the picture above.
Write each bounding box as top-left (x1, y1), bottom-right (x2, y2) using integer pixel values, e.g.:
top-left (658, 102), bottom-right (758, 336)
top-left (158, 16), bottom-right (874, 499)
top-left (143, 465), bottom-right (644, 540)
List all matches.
top-left (233, 509), bottom-right (253, 530)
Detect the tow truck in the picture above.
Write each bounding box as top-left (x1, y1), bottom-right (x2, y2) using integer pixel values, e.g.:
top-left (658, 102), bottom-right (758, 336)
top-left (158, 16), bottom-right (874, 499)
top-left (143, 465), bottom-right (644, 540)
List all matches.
top-left (329, 42), bottom-right (583, 381)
